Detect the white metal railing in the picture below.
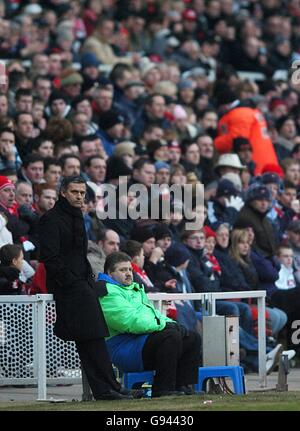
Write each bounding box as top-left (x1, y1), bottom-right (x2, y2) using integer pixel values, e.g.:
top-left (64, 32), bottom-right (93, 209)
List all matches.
top-left (0, 290), bottom-right (267, 400)
top-left (148, 290), bottom-right (267, 387)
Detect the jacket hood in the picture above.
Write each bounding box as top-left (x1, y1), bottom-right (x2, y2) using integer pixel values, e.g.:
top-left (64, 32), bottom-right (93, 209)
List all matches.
top-left (98, 272), bottom-right (141, 290)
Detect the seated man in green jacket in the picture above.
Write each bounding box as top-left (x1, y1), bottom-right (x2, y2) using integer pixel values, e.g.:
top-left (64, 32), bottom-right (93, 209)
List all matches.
top-left (98, 251), bottom-right (202, 398)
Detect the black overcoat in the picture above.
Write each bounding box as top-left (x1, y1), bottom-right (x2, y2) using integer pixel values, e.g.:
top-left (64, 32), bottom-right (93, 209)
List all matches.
top-left (38, 197), bottom-right (109, 341)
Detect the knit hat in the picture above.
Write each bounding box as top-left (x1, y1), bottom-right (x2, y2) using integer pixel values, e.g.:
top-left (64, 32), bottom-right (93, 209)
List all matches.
top-left (105, 156), bottom-right (132, 181)
top-left (173, 104), bottom-right (188, 120)
top-left (155, 161), bottom-right (170, 172)
top-left (131, 225), bottom-right (156, 243)
top-left (216, 178), bottom-right (238, 198)
top-left (164, 242), bottom-right (191, 267)
top-left (178, 79), bottom-right (194, 91)
top-left (261, 172), bottom-right (281, 186)
top-left (81, 52), bottom-right (101, 68)
top-left (261, 163), bottom-right (284, 178)
top-left (0, 176), bottom-right (14, 191)
top-left (60, 70), bottom-right (83, 87)
top-left (98, 110), bottom-right (125, 131)
top-left (182, 9), bottom-right (197, 21)
top-left (154, 224), bottom-right (172, 241)
top-left (203, 226), bottom-right (216, 238)
top-left (245, 184), bottom-right (272, 203)
top-left (113, 142), bottom-right (136, 158)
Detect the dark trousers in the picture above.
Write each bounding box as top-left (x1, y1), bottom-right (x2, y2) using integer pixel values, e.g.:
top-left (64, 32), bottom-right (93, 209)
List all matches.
top-left (75, 338), bottom-right (121, 399)
top-left (142, 325), bottom-right (201, 394)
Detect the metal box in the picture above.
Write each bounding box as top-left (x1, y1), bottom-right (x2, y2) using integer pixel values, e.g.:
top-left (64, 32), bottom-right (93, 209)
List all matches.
top-left (202, 315), bottom-right (239, 366)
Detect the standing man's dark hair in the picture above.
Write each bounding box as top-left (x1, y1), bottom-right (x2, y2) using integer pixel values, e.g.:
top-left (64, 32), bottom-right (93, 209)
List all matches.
top-left (38, 174), bottom-right (133, 400)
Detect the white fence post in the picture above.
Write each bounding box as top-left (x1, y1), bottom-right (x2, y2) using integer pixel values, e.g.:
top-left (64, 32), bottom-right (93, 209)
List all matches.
top-left (36, 295), bottom-right (47, 401)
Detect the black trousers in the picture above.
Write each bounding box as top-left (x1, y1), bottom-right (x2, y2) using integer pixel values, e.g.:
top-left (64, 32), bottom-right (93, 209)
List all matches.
top-left (142, 324), bottom-right (201, 394)
top-left (75, 338), bottom-right (121, 399)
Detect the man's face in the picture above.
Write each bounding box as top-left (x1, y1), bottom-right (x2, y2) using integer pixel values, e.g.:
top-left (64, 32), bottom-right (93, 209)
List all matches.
top-left (16, 114), bottom-right (33, 139)
top-left (286, 163), bottom-right (300, 185)
top-left (183, 143), bottom-right (200, 165)
top-left (237, 146), bottom-right (253, 164)
top-left (0, 95), bottom-right (8, 115)
top-left (44, 164), bottom-right (62, 186)
top-left (86, 157), bottom-right (106, 183)
top-left (49, 54), bottom-right (62, 76)
top-left (24, 161), bottom-right (44, 184)
top-left (51, 99), bottom-right (66, 117)
top-left (156, 236), bottom-right (172, 252)
top-left (148, 96), bottom-right (166, 119)
top-left (107, 123), bottom-right (124, 139)
top-left (184, 231), bottom-right (206, 250)
top-left (201, 112), bottom-right (218, 130)
top-left (287, 230), bottom-right (300, 248)
top-left (37, 189), bottom-right (57, 211)
top-left (109, 260), bottom-right (133, 286)
top-left (95, 89), bottom-right (113, 112)
top-left (80, 140), bottom-right (98, 161)
top-left (37, 141), bottom-right (54, 158)
top-left (251, 199), bottom-right (270, 213)
top-left (0, 185), bottom-right (15, 208)
top-left (73, 114), bottom-right (89, 136)
top-left (76, 99), bottom-right (92, 120)
top-left (61, 182), bottom-right (86, 209)
top-left (278, 248), bottom-right (294, 268)
top-left (62, 158), bottom-right (81, 176)
top-left (279, 187), bottom-right (297, 208)
top-left (197, 136), bottom-right (214, 159)
top-left (100, 230), bottom-right (120, 255)
top-left (16, 183), bottom-right (33, 207)
top-left (0, 131), bottom-right (15, 155)
top-left (155, 168), bottom-right (170, 185)
top-left (142, 237), bottom-right (156, 256)
top-left (16, 95), bottom-right (33, 113)
top-left (35, 79), bottom-right (51, 102)
top-left (134, 163), bottom-right (155, 188)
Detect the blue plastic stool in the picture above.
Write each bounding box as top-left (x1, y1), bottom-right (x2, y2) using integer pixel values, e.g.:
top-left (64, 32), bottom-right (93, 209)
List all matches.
top-left (195, 366), bottom-right (246, 395)
top-left (123, 370), bottom-right (155, 389)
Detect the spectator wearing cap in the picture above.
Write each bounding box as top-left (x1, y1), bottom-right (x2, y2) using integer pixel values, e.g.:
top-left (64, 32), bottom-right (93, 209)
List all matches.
top-left (132, 94), bottom-right (171, 140)
top-left (180, 138), bottom-right (202, 181)
top-left (177, 79), bottom-right (195, 109)
top-left (60, 68), bottom-right (83, 100)
top-left (168, 140), bottom-right (181, 166)
top-left (214, 88), bottom-right (279, 174)
top-left (113, 141), bottom-right (136, 168)
top-left (155, 161), bottom-right (170, 186)
top-left (235, 184), bottom-right (278, 257)
top-left (0, 176), bottom-right (29, 244)
top-left (233, 137), bottom-right (256, 176)
top-left (214, 153), bottom-right (245, 178)
top-left (114, 80), bottom-right (145, 127)
top-left (140, 60), bottom-right (161, 94)
top-left (97, 110), bottom-right (125, 156)
top-left (207, 178), bottom-right (243, 230)
top-left (80, 52), bottom-right (101, 93)
top-left (275, 116), bottom-right (297, 161)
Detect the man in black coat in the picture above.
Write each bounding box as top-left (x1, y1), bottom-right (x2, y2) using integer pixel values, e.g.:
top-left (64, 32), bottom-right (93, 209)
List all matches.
top-left (38, 175), bottom-right (133, 400)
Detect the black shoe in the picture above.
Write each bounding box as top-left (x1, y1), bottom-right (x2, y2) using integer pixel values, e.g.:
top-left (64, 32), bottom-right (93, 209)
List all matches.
top-left (151, 390), bottom-right (185, 398)
top-left (95, 389), bottom-right (133, 401)
top-left (176, 385), bottom-right (196, 395)
top-left (119, 387), bottom-right (145, 399)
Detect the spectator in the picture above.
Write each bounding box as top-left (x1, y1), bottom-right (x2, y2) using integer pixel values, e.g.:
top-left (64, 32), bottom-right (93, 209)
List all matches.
top-left (99, 251), bottom-right (202, 397)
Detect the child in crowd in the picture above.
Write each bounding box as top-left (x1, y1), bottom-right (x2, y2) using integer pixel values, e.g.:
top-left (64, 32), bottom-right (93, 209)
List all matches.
top-left (0, 244), bottom-right (24, 295)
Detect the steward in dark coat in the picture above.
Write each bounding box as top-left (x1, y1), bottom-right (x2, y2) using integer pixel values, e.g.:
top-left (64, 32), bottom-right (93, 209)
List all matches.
top-left (39, 194), bottom-right (108, 342)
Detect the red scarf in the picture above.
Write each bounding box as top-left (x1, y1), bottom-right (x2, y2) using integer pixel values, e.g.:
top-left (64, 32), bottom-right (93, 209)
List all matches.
top-left (131, 263), bottom-right (154, 288)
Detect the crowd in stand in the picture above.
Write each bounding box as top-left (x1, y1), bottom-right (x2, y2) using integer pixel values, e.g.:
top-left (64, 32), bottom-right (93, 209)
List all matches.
top-left (1, 0), bottom-right (300, 373)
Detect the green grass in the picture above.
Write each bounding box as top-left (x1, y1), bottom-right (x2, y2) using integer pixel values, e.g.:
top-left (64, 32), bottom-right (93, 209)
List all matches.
top-left (1, 392), bottom-right (300, 411)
